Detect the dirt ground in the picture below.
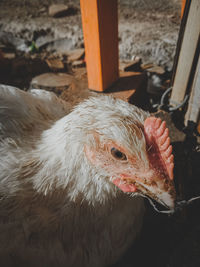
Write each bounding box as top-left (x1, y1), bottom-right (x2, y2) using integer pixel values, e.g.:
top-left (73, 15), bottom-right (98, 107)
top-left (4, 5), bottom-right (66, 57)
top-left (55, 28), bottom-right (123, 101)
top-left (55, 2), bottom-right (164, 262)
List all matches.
top-left (1, 1), bottom-right (200, 267)
top-left (0, 0), bottom-right (181, 69)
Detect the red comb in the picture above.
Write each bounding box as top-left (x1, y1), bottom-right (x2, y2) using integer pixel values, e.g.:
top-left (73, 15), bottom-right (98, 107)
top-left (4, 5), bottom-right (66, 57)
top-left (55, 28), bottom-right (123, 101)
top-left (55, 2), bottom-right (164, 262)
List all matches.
top-left (144, 117), bottom-right (174, 180)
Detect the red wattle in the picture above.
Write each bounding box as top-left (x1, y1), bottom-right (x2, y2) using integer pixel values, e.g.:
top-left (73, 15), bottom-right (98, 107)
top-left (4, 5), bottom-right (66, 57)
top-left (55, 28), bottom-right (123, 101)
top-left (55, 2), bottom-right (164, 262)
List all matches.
top-left (112, 178), bottom-right (137, 193)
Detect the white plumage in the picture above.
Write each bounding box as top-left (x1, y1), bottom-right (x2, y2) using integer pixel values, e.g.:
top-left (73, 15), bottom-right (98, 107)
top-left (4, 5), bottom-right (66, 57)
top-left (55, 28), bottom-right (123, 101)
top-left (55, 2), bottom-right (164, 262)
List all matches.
top-left (0, 85), bottom-right (175, 267)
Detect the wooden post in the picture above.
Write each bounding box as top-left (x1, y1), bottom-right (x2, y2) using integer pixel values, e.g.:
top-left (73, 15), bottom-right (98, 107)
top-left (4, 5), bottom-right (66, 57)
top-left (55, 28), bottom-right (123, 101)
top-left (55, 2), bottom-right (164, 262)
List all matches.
top-left (170, 0), bottom-right (200, 106)
top-left (80, 0), bottom-right (119, 92)
top-left (181, 0), bottom-right (186, 18)
top-left (184, 54), bottom-right (200, 126)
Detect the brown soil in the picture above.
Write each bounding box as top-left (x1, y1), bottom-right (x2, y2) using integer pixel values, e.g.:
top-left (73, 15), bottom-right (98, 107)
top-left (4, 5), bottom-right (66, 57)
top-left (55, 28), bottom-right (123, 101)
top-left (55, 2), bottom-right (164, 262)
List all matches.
top-left (0, 0), bottom-right (181, 69)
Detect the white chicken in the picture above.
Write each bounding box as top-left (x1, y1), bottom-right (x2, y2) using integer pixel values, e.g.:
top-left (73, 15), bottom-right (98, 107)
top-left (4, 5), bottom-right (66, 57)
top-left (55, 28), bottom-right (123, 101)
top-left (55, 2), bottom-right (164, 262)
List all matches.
top-left (0, 85), bottom-right (175, 267)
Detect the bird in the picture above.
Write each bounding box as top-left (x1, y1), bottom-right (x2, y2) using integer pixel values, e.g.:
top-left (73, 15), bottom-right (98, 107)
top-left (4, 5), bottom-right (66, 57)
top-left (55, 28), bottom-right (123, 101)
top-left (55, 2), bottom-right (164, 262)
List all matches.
top-left (0, 84), bottom-right (176, 267)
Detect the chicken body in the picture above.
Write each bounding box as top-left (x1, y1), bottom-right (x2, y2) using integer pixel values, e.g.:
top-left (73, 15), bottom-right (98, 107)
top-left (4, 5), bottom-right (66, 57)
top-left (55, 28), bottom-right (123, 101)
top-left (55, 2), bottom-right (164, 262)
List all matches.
top-left (0, 85), bottom-right (146, 267)
top-left (0, 85), bottom-right (174, 267)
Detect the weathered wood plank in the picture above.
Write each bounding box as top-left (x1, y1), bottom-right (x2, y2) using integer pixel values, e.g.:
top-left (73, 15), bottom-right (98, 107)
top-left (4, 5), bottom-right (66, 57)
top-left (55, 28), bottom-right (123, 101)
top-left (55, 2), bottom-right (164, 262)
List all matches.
top-left (170, 0), bottom-right (200, 106)
top-left (184, 54), bottom-right (200, 126)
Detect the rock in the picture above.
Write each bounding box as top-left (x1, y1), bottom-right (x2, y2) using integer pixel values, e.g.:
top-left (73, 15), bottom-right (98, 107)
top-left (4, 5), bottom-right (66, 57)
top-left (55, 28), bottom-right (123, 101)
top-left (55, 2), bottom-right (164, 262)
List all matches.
top-left (141, 63), bottom-right (165, 75)
top-left (119, 58), bottom-right (142, 72)
top-left (48, 4), bottom-right (77, 18)
top-left (30, 73), bottom-right (74, 95)
top-left (147, 65), bottom-right (165, 75)
top-left (1, 52), bottom-right (15, 59)
top-left (48, 4), bottom-right (68, 17)
top-left (39, 7), bottom-right (46, 14)
top-left (141, 63), bottom-right (154, 70)
top-left (40, 38), bottom-right (74, 54)
top-left (67, 49), bottom-right (85, 62)
top-left (45, 58), bottom-right (65, 71)
top-left (0, 32), bottom-right (29, 52)
top-left (71, 60), bottom-right (85, 68)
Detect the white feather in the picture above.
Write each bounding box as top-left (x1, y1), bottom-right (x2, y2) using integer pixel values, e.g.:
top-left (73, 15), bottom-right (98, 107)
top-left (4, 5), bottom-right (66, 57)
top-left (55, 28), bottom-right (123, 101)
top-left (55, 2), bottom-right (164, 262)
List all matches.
top-left (0, 85), bottom-right (146, 267)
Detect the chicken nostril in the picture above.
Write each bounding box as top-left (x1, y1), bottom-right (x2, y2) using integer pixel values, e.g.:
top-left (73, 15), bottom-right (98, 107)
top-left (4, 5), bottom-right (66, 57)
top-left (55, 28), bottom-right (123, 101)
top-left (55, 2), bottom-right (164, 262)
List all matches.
top-left (164, 179), bottom-right (169, 185)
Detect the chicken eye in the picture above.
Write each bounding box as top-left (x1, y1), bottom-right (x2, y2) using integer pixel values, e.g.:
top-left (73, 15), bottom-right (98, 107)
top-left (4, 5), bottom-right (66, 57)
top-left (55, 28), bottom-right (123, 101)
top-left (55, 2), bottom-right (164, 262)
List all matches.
top-left (111, 147), bottom-right (127, 160)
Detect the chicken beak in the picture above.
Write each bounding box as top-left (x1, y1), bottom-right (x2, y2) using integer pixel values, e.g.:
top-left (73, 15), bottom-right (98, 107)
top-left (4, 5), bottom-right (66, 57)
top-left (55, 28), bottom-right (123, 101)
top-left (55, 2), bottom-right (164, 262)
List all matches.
top-left (133, 175), bottom-right (176, 210)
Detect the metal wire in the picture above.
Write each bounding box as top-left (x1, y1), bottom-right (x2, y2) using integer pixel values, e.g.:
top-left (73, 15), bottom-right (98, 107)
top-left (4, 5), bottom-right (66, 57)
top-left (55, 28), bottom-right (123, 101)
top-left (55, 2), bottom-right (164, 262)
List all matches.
top-left (159, 87), bottom-right (172, 108)
top-left (157, 87), bottom-right (189, 112)
top-left (136, 193), bottom-right (200, 214)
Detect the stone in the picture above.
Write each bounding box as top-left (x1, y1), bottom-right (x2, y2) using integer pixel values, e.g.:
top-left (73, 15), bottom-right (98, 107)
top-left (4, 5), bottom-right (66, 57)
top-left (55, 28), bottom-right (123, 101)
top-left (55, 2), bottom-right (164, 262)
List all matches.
top-left (49, 4), bottom-right (69, 18)
top-left (0, 32), bottom-right (29, 52)
top-left (141, 63), bottom-right (165, 75)
top-left (71, 60), bottom-right (85, 69)
top-left (67, 49), bottom-right (85, 62)
top-left (147, 65), bottom-right (165, 75)
top-left (48, 4), bottom-right (76, 18)
top-left (39, 7), bottom-right (46, 14)
top-left (1, 52), bottom-right (15, 59)
top-left (45, 58), bottom-right (65, 71)
top-left (141, 63), bottom-right (154, 70)
top-left (30, 73), bottom-right (74, 95)
top-left (119, 58), bottom-right (142, 72)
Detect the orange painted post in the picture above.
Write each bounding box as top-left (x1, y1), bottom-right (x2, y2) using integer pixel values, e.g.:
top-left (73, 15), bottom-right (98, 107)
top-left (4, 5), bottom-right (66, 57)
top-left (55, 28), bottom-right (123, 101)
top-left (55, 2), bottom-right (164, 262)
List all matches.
top-left (181, 0), bottom-right (186, 18)
top-left (80, 0), bottom-right (119, 92)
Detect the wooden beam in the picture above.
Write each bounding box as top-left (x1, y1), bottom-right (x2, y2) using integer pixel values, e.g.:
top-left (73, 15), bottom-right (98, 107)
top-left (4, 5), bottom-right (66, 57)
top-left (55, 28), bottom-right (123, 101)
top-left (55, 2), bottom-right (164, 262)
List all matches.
top-left (170, 0), bottom-right (191, 88)
top-left (170, 0), bottom-right (200, 106)
top-left (80, 0), bottom-right (119, 92)
top-left (184, 54), bottom-right (200, 126)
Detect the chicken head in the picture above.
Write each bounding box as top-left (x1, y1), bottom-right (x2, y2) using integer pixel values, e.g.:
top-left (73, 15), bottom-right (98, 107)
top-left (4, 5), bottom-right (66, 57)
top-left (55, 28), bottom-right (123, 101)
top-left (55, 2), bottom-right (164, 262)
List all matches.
top-left (85, 114), bottom-right (176, 210)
